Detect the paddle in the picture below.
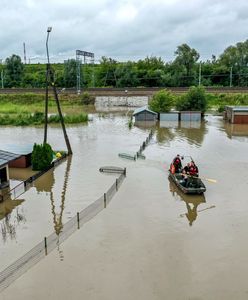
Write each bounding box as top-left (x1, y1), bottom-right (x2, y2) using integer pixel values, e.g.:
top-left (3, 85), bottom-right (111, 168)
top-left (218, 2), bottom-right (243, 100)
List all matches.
top-left (180, 173), bottom-right (217, 183)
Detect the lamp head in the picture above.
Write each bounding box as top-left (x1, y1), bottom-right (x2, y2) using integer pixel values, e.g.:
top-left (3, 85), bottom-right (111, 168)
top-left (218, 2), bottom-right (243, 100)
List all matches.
top-left (47, 27), bottom-right (52, 33)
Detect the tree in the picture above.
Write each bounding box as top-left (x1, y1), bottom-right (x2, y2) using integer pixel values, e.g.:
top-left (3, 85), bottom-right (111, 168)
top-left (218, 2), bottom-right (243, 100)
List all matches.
top-left (115, 62), bottom-right (139, 87)
top-left (176, 86), bottom-right (207, 112)
top-left (219, 40), bottom-right (248, 86)
top-left (64, 59), bottom-right (77, 87)
top-left (31, 143), bottom-right (54, 171)
top-left (5, 54), bottom-right (24, 87)
top-left (173, 44), bottom-right (200, 86)
top-left (97, 56), bottom-right (118, 87)
top-left (149, 89), bottom-right (175, 113)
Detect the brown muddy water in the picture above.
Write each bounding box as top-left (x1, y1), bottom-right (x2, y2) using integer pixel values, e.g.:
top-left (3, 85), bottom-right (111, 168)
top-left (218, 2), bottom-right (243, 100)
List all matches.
top-left (1, 114), bottom-right (248, 299)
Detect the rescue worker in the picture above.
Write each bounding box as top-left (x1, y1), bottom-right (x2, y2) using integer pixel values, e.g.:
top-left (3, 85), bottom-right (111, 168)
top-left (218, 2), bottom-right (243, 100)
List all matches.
top-left (172, 154), bottom-right (182, 173)
top-left (189, 161), bottom-right (198, 177)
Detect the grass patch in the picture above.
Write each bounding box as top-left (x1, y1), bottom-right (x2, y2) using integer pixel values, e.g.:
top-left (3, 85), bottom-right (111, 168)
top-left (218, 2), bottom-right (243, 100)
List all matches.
top-left (0, 112), bottom-right (88, 126)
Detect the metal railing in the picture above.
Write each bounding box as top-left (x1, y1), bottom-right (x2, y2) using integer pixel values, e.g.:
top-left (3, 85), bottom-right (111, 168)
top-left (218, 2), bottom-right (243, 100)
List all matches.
top-left (0, 168), bottom-right (126, 292)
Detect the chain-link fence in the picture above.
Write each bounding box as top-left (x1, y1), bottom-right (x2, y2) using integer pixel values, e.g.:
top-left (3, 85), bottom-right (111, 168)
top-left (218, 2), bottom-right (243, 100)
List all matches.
top-left (0, 168), bottom-right (126, 292)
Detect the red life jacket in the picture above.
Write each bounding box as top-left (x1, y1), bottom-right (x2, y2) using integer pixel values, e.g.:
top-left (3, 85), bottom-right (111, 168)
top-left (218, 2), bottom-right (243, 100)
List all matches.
top-left (170, 163), bottom-right (175, 174)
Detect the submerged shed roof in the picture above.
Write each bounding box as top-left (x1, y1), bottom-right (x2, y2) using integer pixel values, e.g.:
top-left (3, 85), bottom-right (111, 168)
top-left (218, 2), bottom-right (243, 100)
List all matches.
top-left (225, 106), bottom-right (248, 112)
top-left (133, 106), bottom-right (157, 116)
top-left (1, 144), bottom-right (33, 155)
top-left (0, 150), bottom-right (22, 168)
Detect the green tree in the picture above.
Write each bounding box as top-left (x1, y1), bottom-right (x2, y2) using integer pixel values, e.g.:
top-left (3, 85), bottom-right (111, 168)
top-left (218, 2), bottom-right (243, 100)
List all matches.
top-left (149, 89), bottom-right (175, 113)
top-left (173, 44), bottom-right (200, 86)
top-left (32, 143), bottom-right (54, 171)
top-left (97, 56), bottom-right (117, 87)
top-left (5, 54), bottom-right (24, 87)
top-left (64, 59), bottom-right (77, 87)
top-left (219, 40), bottom-right (248, 86)
top-left (176, 86), bottom-right (207, 112)
top-left (115, 62), bottom-right (139, 87)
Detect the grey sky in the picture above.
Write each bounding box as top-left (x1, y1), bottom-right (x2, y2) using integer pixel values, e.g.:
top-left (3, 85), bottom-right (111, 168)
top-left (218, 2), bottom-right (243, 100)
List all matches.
top-left (0, 0), bottom-right (247, 63)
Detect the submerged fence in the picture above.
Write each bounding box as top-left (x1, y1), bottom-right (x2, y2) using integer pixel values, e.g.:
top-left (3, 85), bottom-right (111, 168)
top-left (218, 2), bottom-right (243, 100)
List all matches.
top-left (0, 166), bottom-right (126, 292)
top-left (1, 154), bottom-right (67, 203)
top-left (118, 129), bottom-right (154, 161)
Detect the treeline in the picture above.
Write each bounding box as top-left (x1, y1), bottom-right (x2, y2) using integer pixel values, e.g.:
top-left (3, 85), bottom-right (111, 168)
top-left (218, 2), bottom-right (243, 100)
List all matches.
top-left (1, 40), bottom-right (248, 88)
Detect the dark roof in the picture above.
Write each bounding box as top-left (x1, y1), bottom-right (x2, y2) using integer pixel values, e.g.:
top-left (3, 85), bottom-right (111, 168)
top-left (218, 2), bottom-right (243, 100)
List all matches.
top-left (0, 150), bottom-right (22, 168)
top-left (133, 106), bottom-right (157, 116)
top-left (1, 144), bottom-right (33, 155)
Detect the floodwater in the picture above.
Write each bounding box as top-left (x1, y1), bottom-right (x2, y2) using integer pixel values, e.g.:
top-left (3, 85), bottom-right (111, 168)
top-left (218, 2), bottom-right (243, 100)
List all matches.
top-left (1, 114), bottom-right (248, 299)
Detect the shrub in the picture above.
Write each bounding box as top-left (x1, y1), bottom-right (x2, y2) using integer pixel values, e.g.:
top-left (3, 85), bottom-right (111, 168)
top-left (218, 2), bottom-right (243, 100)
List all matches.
top-left (149, 89), bottom-right (175, 113)
top-left (32, 143), bottom-right (54, 171)
top-left (176, 86), bottom-right (207, 112)
top-left (81, 92), bottom-right (95, 105)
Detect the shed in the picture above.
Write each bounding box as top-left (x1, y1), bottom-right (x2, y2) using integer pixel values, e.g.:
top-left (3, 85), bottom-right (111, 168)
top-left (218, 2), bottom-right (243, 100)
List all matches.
top-left (133, 106), bottom-right (157, 121)
top-left (180, 111), bottom-right (201, 122)
top-left (1, 144), bottom-right (33, 168)
top-left (0, 150), bottom-right (22, 190)
top-left (159, 111), bottom-right (179, 121)
top-left (224, 106), bottom-right (248, 124)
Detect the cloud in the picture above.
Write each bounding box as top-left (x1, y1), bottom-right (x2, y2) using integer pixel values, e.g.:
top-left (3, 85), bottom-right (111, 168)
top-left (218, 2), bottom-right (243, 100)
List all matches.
top-left (0, 0), bottom-right (247, 63)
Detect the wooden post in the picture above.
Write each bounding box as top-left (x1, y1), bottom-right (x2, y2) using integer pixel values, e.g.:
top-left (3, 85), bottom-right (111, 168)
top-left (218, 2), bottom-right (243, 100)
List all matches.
top-left (116, 179), bottom-right (118, 191)
top-left (44, 237), bottom-right (47, 255)
top-left (104, 193), bottom-right (107, 208)
top-left (124, 168), bottom-right (127, 176)
top-left (77, 212), bottom-right (80, 229)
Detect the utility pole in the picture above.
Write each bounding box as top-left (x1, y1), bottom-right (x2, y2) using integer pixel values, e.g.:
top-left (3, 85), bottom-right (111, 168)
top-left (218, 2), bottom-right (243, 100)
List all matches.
top-left (44, 27), bottom-right (72, 155)
top-left (23, 42), bottom-right (27, 64)
top-left (230, 66), bottom-right (233, 87)
top-left (1, 70), bottom-right (3, 89)
top-left (198, 62), bottom-right (202, 86)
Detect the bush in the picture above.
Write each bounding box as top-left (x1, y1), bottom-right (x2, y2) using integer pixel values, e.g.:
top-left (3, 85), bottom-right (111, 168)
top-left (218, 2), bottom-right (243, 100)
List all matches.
top-left (32, 143), bottom-right (54, 171)
top-left (149, 89), bottom-right (175, 113)
top-left (81, 92), bottom-right (95, 105)
top-left (176, 86), bottom-right (207, 112)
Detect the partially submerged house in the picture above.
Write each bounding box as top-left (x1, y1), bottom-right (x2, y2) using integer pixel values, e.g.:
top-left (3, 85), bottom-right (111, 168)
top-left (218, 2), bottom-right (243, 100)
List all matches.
top-left (0, 145), bottom-right (33, 193)
top-left (224, 106), bottom-right (248, 124)
top-left (133, 106), bottom-right (157, 121)
top-left (0, 150), bottom-right (21, 189)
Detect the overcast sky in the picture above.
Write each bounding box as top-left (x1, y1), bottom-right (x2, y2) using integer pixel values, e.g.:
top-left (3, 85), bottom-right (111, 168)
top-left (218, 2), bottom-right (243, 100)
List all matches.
top-left (0, 0), bottom-right (247, 63)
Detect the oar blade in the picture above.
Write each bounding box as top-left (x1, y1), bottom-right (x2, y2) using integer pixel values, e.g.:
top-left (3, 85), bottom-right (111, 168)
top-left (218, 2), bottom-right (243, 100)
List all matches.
top-left (205, 178), bottom-right (217, 183)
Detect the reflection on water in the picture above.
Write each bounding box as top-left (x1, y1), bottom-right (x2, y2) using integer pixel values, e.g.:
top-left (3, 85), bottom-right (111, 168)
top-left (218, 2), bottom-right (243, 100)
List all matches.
top-left (222, 122), bottom-right (248, 141)
top-left (134, 121), bottom-right (157, 129)
top-left (50, 156), bottom-right (71, 236)
top-left (156, 120), bottom-right (208, 146)
top-left (169, 180), bottom-right (206, 226)
top-left (49, 156), bottom-right (71, 261)
top-left (0, 202), bottom-right (26, 242)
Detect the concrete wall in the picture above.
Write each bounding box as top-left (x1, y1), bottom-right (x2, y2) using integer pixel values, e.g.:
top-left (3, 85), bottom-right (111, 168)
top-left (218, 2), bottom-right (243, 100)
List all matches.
top-left (95, 96), bottom-right (149, 108)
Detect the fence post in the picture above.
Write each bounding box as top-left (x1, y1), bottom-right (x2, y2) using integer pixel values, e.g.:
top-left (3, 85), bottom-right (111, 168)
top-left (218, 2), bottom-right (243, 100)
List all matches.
top-left (44, 237), bottom-right (47, 255)
top-left (104, 193), bottom-right (107, 208)
top-left (116, 179), bottom-right (118, 191)
top-left (77, 212), bottom-right (80, 229)
top-left (124, 168), bottom-right (127, 176)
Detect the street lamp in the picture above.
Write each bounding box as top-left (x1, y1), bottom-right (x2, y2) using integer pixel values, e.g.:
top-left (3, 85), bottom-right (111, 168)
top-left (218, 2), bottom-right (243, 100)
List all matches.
top-left (43, 27), bottom-right (72, 155)
top-left (44, 26), bottom-right (52, 144)
top-left (46, 27), bottom-right (52, 64)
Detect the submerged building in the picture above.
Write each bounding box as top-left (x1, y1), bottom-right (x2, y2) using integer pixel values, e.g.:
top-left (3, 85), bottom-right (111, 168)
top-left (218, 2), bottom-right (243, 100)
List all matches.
top-left (224, 106), bottom-right (248, 124)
